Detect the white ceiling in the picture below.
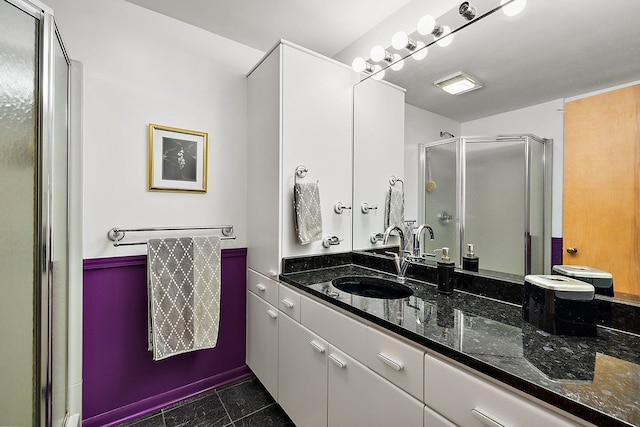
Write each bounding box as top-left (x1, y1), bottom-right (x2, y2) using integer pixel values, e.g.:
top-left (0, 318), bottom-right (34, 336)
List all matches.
top-left (124, 0), bottom-right (415, 57)
top-left (125, 0), bottom-right (640, 122)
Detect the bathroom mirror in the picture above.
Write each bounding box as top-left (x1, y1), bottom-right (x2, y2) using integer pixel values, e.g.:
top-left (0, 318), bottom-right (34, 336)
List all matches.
top-left (350, 0), bottom-right (640, 300)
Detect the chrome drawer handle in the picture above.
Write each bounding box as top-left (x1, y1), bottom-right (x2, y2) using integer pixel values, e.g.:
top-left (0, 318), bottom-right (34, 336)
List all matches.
top-left (309, 340), bottom-right (326, 354)
top-left (255, 283), bottom-right (266, 292)
top-left (376, 352), bottom-right (404, 371)
top-left (281, 299), bottom-right (294, 309)
top-left (328, 354), bottom-right (346, 369)
top-left (471, 408), bottom-right (506, 427)
top-left (266, 310), bottom-right (278, 319)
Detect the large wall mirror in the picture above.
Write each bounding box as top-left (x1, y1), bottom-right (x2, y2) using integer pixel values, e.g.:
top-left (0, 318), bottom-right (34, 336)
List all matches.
top-left (348, 0), bottom-right (640, 302)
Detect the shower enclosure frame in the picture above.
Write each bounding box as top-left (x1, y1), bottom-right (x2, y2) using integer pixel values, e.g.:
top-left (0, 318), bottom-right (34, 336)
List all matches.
top-left (4, 0), bottom-right (75, 426)
top-left (418, 134), bottom-right (552, 276)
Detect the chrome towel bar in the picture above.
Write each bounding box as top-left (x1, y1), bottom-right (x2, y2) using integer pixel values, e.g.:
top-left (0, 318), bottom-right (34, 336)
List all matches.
top-left (107, 225), bottom-right (236, 247)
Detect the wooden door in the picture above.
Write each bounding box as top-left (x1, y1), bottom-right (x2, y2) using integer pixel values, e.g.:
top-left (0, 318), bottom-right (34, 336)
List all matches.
top-left (564, 84), bottom-right (640, 297)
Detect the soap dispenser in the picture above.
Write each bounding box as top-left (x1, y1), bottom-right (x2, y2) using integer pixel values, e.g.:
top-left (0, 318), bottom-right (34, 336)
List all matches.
top-left (462, 243), bottom-right (479, 272)
top-left (437, 247), bottom-right (455, 295)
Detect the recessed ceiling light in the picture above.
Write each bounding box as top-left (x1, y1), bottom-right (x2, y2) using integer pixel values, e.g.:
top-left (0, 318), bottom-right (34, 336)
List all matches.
top-left (434, 71), bottom-right (482, 95)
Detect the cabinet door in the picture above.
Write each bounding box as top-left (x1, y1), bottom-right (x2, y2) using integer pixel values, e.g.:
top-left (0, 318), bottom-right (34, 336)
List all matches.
top-left (281, 44), bottom-right (354, 257)
top-left (278, 314), bottom-right (328, 427)
top-left (246, 291), bottom-right (279, 399)
top-left (328, 346), bottom-right (423, 427)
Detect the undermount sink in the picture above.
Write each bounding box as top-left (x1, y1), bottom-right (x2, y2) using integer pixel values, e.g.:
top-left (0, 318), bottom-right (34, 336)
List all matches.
top-left (331, 276), bottom-right (413, 299)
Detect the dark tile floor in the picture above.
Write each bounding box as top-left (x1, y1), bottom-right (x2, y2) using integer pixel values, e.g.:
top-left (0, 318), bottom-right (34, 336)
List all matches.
top-left (118, 376), bottom-right (296, 427)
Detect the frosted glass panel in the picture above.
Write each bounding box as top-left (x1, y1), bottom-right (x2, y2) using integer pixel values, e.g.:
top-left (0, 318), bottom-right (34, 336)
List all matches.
top-left (51, 32), bottom-right (70, 426)
top-left (0, 1), bottom-right (38, 424)
top-left (423, 142), bottom-right (457, 261)
top-left (464, 140), bottom-right (525, 275)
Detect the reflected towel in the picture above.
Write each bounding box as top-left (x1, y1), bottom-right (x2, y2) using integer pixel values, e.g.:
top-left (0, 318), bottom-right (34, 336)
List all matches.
top-left (147, 236), bottom-right (221, 360)
top-left (294, 182), bottom-right (323, 244)
top-left (384, 186), bottom-right (405, 230)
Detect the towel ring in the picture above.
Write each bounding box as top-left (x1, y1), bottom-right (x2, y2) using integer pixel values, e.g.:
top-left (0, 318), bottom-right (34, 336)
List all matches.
top-left (389, 175), bottom-right (404, 191)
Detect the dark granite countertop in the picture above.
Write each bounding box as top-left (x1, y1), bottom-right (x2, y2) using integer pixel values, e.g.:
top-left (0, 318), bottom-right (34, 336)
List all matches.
top-left (280, 264), bottom-right (640, 427)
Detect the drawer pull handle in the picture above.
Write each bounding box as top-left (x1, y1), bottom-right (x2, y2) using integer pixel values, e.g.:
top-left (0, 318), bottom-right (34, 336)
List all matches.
top-left (255, 283), bottom-right (266, 292)
top-left (309, 341), bottom-right (326, 354)
top-left (376, 352), bottom-right (404, 371)
top-left (266, 310), bottom-right (278, 319)
top-left (281, 299), bottom-right (294, 309)
top-left (328, 354), bottom-right (346, 369)
top-left (471, 408), bottom-right (505, 427)
top-left (267, 269), bottom-right (278, 278)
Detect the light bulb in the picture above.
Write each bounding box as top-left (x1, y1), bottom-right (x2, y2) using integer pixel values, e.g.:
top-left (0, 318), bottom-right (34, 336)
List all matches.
top-left (352, 57), bottom-right (367, 73)
top-left (412, 42), bottom-right (428, 60)
top-left (416, 15), bottom-right (436, 35)
top-left (436, 26), bottom-right (454, 47)
top-left (370, 45), bottom-right (387, 62)
top-left (391, 31), bottom-right (409, 50)
top-left (501, 0), bottom-right (526, 16)
top-left (390, 54), bottom-right (404, 71)
top-left (372, 65), bottom-right (385, 81)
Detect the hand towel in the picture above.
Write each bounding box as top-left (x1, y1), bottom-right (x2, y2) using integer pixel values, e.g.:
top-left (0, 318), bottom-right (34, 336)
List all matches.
top-left (147, 236), bottom-right (221, 360)
top-left (294, 182), bottom-right (323, 244)
top-left (384, 186), bottom-right (405, 230)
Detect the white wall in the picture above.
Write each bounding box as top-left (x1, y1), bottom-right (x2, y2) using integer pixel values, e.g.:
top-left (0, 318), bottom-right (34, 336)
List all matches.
top-left (404, 103), bottom-right (461, 224)
top-left (461, 99), bottom-right (564, 237)
top-left (46, 0), bottom-right (264, 259)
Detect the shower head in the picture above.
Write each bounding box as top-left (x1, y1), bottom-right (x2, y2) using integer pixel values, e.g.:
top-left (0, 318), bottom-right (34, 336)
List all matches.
top-left (440, 131), bottom-right (455, 138)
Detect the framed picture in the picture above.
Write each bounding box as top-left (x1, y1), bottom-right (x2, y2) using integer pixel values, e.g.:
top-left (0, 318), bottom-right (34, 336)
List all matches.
top-left (148, 123), bottom-right (208, 193)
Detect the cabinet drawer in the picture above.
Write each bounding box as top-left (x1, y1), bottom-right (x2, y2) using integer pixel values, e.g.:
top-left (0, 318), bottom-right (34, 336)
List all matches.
top-left (248, 269), bottom-right (279, 307)
top-left (424, 354), bottom-right (579, 427)
top-left (367, 326), bottom-right (424, 400)
top-left (279, 284), bottom-right (301, 322)
top-left (424, 405), bottom-right (456, 427)
top-left (301, 295), bottom-right (368, 364)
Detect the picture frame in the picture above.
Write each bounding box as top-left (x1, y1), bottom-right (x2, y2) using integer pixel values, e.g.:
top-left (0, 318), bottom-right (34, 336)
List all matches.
top-left (148, 123), bottom-right (208, 193)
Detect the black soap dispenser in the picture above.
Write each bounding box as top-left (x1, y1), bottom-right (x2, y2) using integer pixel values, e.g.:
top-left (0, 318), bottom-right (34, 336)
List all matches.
top-left (462, 243), bottom-right (479, 272)
top-left (437, 247), bottom-right (455, 295)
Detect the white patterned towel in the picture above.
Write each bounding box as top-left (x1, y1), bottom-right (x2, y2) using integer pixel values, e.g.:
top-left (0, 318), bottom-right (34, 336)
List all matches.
top-left (294, 182), bottom-right (323, 244)
top-left (147, 236), bottom-right (221, 360)
top-left (384, 186), bottom-right (405, 230)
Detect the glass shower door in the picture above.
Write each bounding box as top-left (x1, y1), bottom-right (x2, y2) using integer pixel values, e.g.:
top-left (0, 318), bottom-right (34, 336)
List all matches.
top-left (0, 1), bottom-right (39, 424)
top-left (1, 1), bottom-right (71, 425)
top-left (420, 140), bottom-right (459, 262)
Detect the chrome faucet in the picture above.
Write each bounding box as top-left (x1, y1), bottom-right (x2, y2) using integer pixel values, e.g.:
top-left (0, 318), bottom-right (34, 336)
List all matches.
top-left (383, 225), bottom-right (410, 283)
top-left (414, 224), bottom-right (435, 259)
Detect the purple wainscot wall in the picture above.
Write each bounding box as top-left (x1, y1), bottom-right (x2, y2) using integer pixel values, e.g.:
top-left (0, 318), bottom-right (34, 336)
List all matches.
top-left (82, 248), bottom-right (249, 427)
top-left (551, 237), bottom-right (563, 268)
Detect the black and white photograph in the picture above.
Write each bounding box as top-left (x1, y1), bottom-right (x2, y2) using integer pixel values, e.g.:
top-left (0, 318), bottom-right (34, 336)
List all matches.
top-left (148, 123), bottom-right (208, 192)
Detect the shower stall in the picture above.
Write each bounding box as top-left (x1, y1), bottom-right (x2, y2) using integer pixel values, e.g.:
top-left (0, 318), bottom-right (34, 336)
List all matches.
top-left (418, 135), bottom-right (551, 277)
top-left (1, 0), bottom-right (80, 426)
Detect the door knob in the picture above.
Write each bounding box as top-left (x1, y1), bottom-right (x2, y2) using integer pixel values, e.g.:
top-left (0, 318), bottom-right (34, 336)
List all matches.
top-left (566, 247), bottom-right (578, 254)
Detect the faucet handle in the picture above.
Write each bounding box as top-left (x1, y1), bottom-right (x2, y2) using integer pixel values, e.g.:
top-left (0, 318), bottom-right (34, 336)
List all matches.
top-left (384, 251), bottom-right (399, 259)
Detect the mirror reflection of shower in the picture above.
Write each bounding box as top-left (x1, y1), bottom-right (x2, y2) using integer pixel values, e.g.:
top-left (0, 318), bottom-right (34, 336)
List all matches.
top-left (418, 134), bottom-right (551, 277)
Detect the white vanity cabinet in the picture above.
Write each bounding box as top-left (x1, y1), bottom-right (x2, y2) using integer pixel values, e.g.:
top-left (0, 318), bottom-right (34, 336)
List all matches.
top-left (247, 40), bottom-right (354, 277)
top-left (246, 291), bottom-right (279, 399)
top-left (246, 270), bottom-right (280, 399)
top-left (352, 77), bottom-right (406, 250)
top-left (327, 345), bottom-right (423, 427)
top-left (278, 314), bottom-right (328, 427)
top-left (424, 354), bottom-right (580, 427)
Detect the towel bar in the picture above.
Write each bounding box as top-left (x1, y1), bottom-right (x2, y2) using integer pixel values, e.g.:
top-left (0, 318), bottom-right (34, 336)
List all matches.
top-left (107, 225), bottom-right (236, 247)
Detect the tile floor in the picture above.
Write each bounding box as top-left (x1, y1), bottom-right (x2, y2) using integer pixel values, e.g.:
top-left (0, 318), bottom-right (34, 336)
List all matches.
top-left (119, 375), bottom-right (295, 427)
